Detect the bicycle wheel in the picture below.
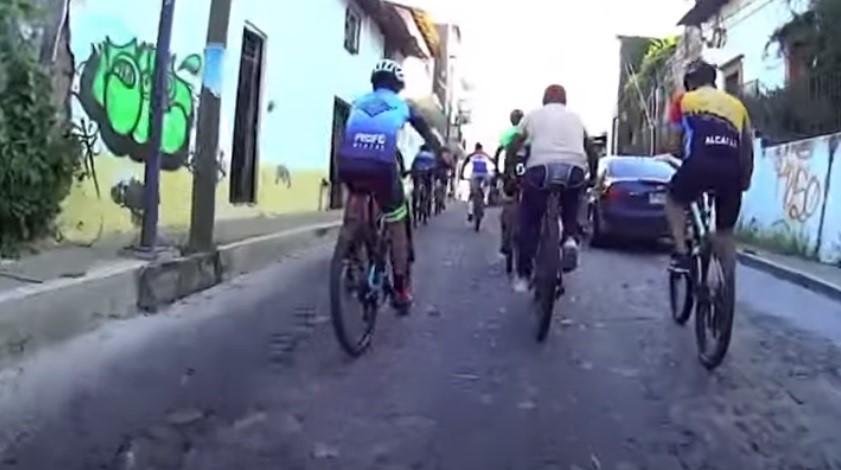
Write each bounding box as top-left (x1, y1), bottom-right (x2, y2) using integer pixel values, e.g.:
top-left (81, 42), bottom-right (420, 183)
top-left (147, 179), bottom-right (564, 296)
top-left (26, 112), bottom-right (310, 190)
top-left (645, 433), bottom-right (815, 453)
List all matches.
top-left (694, 244), bottom-right (735, 369)
top-left (534, 193), bottom-right (561, 342)
top-left (669, 241), bottom-right (695, 325)
top-left (473, 191), bottom-right (484, 232)
top-left (329, 211), bottom-right (379, 357)
top-left (501, 201), bottom-right (517, 275)
top-left (421, 188), bottom-right (430, 225)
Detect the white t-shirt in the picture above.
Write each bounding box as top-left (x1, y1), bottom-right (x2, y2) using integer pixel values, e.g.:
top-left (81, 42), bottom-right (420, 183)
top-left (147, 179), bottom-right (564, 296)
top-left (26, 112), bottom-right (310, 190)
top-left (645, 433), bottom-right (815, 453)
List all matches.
top-left (516, 103), bottom-right (587, 169)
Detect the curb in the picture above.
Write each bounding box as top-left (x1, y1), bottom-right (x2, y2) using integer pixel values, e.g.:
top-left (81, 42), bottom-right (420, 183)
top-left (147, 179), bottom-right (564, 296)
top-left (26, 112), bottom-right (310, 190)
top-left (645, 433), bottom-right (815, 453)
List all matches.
top-left (0, 221), bottom-right (341, 367)
top-left (737, 250), bottom-right (841, 303)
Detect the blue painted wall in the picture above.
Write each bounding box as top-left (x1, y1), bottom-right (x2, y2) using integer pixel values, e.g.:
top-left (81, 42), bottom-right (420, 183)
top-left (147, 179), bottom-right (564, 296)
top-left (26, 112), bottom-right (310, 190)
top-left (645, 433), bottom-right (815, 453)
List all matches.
top-left (738, 134), bottom-right (841, 264)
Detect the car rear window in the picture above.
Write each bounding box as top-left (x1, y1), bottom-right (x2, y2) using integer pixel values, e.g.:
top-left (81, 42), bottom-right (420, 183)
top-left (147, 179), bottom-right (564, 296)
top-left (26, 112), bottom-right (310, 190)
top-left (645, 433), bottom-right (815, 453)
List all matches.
top-left (607, 158), bottom-right (674, 180)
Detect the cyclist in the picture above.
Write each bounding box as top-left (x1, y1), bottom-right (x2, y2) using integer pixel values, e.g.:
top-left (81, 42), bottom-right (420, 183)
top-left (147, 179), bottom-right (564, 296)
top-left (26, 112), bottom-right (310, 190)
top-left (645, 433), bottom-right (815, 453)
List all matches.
top-left (433, 147), bottom-right (454, 211)
top-left (460, 143), bottom-right (496, 222)
top-left (337, 59), bottom-right (441, 308)
top-left (508, 85), bottom-right (598, 293)
top-left (495, 109), bottom-right (527, 257)
top-left (666, 59), bottom-right (754, 274)
top-left (410, 144), bottom-right (437, 218)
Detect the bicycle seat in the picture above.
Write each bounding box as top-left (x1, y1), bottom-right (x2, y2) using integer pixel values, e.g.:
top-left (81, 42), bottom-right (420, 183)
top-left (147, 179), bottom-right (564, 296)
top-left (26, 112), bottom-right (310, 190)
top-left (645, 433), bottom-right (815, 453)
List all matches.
top-left (540, 163), bottom-right (586, 190)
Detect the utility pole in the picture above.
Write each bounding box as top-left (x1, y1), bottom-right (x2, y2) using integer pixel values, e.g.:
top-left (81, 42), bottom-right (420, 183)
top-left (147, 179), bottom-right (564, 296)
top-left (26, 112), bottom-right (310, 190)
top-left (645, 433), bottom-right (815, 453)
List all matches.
top-left (138, 0), bottom-right (176, 255)
top-left (187, 0), bottom-right (234, 253)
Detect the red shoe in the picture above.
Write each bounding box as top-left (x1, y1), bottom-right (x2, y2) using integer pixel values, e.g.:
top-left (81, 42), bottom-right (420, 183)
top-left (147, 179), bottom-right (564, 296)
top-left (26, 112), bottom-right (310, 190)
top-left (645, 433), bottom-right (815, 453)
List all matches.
top-left (392, 286), bottom-right (413, 314)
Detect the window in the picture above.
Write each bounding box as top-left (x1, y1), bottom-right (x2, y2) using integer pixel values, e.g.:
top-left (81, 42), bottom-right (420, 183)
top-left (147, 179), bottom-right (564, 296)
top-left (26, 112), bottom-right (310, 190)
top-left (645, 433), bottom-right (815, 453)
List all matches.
top-left (785, 40), bottom-right (810, 83)
top-left (720, 55), bottom-right (743, 95)
top-left (607, 158), bottom-right (675, 180)
top-left (344, 7), bottom-right (361, 54)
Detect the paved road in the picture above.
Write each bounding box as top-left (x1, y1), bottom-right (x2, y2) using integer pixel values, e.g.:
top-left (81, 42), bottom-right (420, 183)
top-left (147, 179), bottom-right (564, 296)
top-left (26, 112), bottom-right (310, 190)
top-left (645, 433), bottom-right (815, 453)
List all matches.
top-left (2, 206), bottom-right (841, 470)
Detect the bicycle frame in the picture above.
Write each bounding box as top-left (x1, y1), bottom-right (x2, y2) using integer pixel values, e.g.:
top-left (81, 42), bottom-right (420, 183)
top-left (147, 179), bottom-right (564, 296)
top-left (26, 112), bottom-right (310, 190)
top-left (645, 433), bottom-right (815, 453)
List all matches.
top-left (688, 192), bottom-right (715, 248)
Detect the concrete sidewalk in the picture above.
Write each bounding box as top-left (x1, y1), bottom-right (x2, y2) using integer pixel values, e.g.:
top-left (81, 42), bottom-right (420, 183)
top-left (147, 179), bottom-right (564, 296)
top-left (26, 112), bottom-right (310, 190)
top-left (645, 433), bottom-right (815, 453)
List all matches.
top-left (0, 211), bottom-right (342, 366)
top-left (738, 244), bottom-right (841, 303)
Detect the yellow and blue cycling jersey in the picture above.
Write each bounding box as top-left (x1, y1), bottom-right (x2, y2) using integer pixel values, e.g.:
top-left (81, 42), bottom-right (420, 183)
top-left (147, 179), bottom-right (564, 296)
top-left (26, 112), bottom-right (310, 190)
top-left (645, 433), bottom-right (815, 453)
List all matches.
top-left (668, 86), bottom-right (749, 160)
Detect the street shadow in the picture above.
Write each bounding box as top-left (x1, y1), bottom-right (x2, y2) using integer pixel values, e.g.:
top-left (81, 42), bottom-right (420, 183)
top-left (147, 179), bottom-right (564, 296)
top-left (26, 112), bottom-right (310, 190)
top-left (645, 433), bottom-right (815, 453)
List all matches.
top-left (586, 238), bottom-right (672, 256)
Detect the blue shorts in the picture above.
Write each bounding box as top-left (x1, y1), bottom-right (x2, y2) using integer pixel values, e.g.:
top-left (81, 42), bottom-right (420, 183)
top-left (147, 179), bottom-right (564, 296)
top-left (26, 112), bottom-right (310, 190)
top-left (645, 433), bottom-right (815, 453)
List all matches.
top-left (339, 157), bottom-right (406, 217)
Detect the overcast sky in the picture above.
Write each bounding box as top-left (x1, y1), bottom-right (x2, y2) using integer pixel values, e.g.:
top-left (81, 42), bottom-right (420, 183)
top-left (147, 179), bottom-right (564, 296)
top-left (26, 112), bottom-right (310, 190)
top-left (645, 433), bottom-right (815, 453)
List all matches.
top-left (395, 0), bottom-right (693, 146)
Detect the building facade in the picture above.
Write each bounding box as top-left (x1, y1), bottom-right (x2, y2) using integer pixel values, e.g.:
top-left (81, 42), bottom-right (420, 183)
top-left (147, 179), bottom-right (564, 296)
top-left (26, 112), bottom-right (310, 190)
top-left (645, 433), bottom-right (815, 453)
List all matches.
top-left (57, 0), bottom-right (440, 243)
top-left (678, 0), bottom-right (812, 93)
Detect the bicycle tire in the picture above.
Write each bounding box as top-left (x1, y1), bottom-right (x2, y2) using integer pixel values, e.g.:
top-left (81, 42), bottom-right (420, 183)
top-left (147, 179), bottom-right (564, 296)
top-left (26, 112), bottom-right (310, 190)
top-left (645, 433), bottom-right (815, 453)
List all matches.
top-left (694, 244), bottom-right (735, 369)
top-left (669, 271), bottom-right (694, 325)
top-left (474, 193), bottom-right (484, 232)
top-left (535, 193), bottom-right (560, 342)
top-left (329, 215), bottom-right (378, 358)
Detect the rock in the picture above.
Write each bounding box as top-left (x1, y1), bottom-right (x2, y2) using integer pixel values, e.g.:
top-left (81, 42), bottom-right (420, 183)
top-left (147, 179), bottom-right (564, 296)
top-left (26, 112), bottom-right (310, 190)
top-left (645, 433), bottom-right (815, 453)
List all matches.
top-left (312, 442), bottom-right (340, 459)
top-left (517, 400), bottom-right (537, 410)
top-left (166, 408), bottom-right (204, 426)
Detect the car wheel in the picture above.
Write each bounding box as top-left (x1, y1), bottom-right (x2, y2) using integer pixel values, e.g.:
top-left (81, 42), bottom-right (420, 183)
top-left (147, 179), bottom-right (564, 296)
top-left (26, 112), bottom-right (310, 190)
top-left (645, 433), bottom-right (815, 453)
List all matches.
top-left (589, 206), bottom-right (609, 248)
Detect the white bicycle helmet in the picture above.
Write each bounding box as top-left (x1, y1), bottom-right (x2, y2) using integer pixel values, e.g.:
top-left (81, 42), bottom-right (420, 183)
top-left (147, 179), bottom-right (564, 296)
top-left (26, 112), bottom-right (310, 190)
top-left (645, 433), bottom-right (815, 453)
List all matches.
top-left (371, 59), bottom-right (406, 86)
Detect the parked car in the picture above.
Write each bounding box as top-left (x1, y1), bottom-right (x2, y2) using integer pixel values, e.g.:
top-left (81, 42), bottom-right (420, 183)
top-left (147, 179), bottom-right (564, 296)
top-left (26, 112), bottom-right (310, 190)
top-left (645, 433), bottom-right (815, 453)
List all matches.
top-left (587, 156), bottom-right (675, 246)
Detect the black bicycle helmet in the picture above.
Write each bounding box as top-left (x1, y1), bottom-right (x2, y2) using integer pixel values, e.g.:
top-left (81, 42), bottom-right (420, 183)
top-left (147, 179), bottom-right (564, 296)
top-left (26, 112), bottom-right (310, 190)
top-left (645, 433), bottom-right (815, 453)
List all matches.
top-left (683, 59), bottom-right (717, 91)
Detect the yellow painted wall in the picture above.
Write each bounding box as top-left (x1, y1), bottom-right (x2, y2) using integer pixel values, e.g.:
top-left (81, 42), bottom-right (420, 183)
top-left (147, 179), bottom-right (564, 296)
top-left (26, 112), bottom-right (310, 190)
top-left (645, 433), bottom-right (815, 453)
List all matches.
top-left (57, 156), bottom-right (327, 244)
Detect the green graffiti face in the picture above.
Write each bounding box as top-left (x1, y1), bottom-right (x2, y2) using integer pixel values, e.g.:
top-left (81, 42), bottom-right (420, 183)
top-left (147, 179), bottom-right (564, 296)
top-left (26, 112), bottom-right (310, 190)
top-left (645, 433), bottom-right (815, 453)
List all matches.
top-left (78, 37), bottom-right (202, 170)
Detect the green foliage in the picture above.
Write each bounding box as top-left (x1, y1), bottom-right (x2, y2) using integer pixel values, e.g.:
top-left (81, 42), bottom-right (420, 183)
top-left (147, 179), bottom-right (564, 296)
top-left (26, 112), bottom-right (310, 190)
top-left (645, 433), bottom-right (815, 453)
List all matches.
top-left (754, 0), bottom-right (841, 143)
top-left (736, 221), bottom-right (815, 259)
top-left (770, 0), bottom-right (841, 72)
top-left (0, 0), bottom-right (82, 256)
top-left (636, 36), bottom-right (678, 91)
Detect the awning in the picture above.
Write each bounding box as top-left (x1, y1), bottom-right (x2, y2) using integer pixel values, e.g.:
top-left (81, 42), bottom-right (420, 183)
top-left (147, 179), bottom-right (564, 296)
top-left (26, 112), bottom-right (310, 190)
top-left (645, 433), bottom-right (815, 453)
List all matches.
top-left (357, 0), bottom-right (427, 58)
top-left (677, 0), bottom-right (729, 26)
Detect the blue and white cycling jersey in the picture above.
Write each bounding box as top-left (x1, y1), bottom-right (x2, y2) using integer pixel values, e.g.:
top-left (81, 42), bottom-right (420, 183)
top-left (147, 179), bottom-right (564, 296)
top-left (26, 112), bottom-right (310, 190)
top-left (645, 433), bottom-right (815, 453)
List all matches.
top-left (411, 151), bottom-right (437, 172)
top-left (462, 152), bottom-right (495, 179)
top-left (340, 89), bottom-right (415, 163)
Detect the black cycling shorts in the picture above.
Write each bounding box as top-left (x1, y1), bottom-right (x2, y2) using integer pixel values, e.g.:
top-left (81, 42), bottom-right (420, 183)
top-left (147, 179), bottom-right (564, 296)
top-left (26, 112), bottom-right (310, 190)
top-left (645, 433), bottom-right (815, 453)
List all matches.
top-left (339, 157), bottom-right (405, 215)
top-left (668, 155), bottom-right (742, 230)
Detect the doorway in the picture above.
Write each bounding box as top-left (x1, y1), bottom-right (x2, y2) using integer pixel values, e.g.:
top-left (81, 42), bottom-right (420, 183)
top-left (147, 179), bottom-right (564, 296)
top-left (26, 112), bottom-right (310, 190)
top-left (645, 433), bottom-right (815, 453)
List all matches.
top-left (229, 25), bottom-right (266, 204)
top-left (329, 97), bottom-right (351, 210)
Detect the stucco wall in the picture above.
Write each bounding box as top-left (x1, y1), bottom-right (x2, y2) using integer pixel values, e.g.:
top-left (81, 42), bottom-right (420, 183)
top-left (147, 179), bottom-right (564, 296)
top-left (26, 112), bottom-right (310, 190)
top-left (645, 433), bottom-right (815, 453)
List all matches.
top-left (59, 0), bottom-right (384, 243)
top-left (738, 133), bottom-right (841, 264)
top-left (702, 0), bottom-right (811, 90)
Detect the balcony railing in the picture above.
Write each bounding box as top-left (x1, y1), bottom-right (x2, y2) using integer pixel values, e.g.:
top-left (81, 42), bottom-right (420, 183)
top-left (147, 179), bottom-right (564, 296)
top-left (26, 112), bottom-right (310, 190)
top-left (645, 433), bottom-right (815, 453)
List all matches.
top-left (737, 68), bottom-right (841, 145)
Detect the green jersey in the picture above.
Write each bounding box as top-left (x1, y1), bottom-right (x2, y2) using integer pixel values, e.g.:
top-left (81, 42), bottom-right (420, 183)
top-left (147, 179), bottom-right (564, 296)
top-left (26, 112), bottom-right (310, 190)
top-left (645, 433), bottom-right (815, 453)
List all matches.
top-left (499, 126), bottom-right (519, 149)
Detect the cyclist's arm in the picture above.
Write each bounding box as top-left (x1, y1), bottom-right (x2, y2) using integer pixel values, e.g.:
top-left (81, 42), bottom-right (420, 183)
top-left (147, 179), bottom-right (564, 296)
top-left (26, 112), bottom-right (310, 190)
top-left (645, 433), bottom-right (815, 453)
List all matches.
top-left (396, 149), bottom-right (408, 176)
top-left (583, 131), bottom-right (598, 183)
top-left (407, 103), bottom-right (442, 153)
top-left (740, 114), bottom-right (755, 191)
top-left (493, 145), bottom-right (504, 175)
top-left (666, 93), bottom-right (685, 159)
top-left (459, 155), bottom-right (472, 180)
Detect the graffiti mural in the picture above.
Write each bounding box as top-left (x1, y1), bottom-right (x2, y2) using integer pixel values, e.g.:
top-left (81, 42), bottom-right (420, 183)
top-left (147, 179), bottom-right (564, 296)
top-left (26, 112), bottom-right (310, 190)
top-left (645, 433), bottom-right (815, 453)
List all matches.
top-left (275, 164), bottom-right (292, 188)
top-left (770, 140), bottom-right (823, 223)
top-left (76, 37), bottom-right (202, 171)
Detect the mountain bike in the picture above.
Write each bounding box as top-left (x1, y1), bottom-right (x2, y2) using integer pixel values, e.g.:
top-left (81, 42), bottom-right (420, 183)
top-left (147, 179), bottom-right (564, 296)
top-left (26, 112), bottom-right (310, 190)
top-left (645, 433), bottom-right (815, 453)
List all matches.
top-left (330, 193), bottom-right (403, 357)
top-left (417, 180), bottom-right (431, 226)
top-left (668, 190), bottom-right (736, 369)
top-left (433, 178), bottom-right (446, 215)
top-left (532, 164), bottom-right (582, 342)
top-left (469, 178), bottom-right (487, 232)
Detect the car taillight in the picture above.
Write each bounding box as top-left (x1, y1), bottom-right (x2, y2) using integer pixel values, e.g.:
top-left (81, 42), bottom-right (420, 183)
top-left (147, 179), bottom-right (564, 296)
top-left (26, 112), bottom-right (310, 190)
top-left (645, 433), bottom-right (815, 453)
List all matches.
top-left (605, 184), bottom-right (629, 200)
